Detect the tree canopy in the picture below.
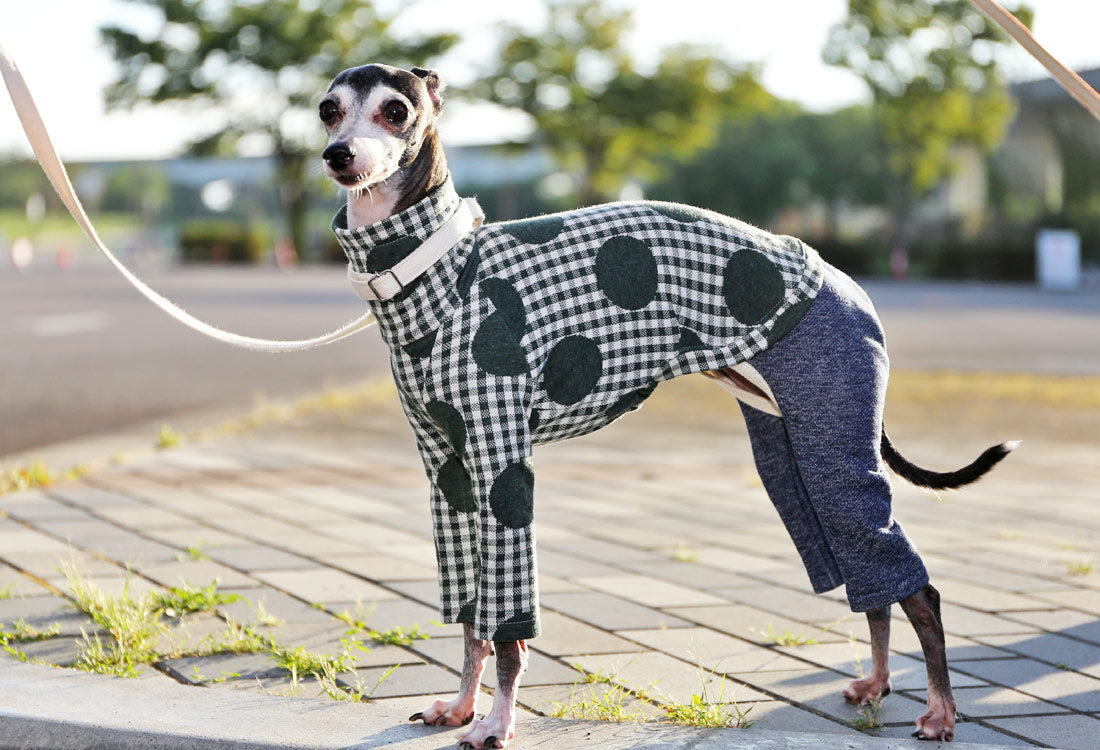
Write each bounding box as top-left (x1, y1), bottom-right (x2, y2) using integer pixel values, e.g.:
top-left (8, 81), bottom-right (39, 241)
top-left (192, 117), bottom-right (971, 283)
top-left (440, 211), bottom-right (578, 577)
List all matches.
top-left (100, 0), bottom-right (457, 255)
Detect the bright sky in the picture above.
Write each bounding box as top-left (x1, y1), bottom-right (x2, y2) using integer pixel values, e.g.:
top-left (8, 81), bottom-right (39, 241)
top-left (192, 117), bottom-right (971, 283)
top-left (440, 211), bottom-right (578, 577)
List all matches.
top-left (1, 0), bottom-right (1096, 161)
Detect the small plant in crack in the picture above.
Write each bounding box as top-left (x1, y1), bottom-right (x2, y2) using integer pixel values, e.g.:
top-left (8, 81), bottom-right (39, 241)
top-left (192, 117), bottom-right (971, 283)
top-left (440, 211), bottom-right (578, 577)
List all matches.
top-left (852, 698), bottom-right (885, 730)
top-left (757, 622), bottom-right (819, 646)
top-left (149, 580), bottom-right (244, 618)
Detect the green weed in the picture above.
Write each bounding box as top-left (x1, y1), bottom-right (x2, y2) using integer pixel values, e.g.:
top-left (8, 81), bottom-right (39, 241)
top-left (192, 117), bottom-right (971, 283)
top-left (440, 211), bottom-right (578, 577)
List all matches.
top-left (156, 423), bottom-right (181, 449)
top-left (335, 607), bottom-right (430, 646)
top-left (1067, 560), bottom-right (1095, 577)
top-left (0, 584), bottom-right (18, 600)
top-left (553, 682), bottom-right (648, 722)
top-left (757, 622), bottom-right (819, 646)
top-left (0, 461), bottom-right (56, 494)
top-left (668, 544), bottom-right (700, 563)
top-left (149, 580), bottom-right (244, 618)
top-left (852, 698), bottom-right (885, 730)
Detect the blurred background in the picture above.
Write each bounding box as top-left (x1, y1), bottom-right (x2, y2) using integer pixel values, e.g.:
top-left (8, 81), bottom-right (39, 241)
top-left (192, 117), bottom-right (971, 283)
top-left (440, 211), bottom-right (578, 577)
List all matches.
top-left (2, 0), bottom-right (1099, 461)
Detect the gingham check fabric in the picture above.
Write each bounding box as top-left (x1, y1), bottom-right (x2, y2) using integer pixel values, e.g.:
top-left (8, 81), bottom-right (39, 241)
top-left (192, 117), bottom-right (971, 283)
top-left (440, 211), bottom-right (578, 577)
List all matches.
top-left (332, 176), bottom-right (823, 641)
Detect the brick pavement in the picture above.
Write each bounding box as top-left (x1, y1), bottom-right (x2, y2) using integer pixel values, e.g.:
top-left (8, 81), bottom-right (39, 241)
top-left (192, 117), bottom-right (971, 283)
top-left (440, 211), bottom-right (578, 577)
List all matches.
top-left (1, 375), bottom-right (1098, 748)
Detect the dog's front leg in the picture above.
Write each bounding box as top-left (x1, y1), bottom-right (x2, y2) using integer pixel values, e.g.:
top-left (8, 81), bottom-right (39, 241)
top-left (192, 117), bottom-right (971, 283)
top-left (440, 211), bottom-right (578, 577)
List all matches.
top-left (458, 639), bottom-right (528, 749)
top-left (900, 584), bottom-right (956, 741)
top-left (410, 623), bottom-right (492, 727)
top-left (844, 605), bottom-right (892, 704)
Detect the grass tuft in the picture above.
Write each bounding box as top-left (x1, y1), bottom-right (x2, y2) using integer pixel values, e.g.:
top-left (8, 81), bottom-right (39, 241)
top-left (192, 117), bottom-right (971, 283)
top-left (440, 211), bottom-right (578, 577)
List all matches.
top-left (852, 698), bottom-right (885, 730)
top-left (149, 580), bottom-right (244, 618)
top-left (1067, 560), bottom-right (1095, 577)
top-left (156, 423), bottom-right (181, 449)
top-left (0, 461), bottom-right (57, 494)
top-left (757, 622), bottom-right (819, 646)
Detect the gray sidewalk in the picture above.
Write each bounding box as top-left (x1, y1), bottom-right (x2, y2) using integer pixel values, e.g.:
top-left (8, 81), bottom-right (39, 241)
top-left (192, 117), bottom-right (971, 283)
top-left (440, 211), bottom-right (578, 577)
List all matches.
top-left (1, 375), bottom-right (1098, 748)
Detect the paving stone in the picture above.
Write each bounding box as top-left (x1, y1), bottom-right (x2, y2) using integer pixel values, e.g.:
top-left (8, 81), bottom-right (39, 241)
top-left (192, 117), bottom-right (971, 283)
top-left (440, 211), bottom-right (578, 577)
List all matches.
top-left (616, 560), bottom-right (765, 591)
top-left (978, 632), bottom-right (1100, 679)
top-left (1029, 588), bottom-right (1100, 616)
top-left (252, 568), bottom-right (398, 606)
top-left (325, 598), bottom-right (459, 637)
top-left (140, 526), bottom-right (249, 550)
top-left (577, 575), bottom-right (727, 608)
top-left (93, 505), bottom-right (194, 530)
top-left (773, 642), bottom-right (988, 689)
top-left (309, 521), bottom-right (426, 550)
top-left (665, 604), bottom-right (848, 644)
top-left (205, 544), bottom-right (317, 571)
top-left (0, 497), bottom-right (91, 521)
top-left (0, 596), bottom-right (95, 636)
top-left (985, 713), bottom-right (1100, 750)
top-left (47, 484), bottom-right (145, 509)
top-left (620, 627), bottom-right (809, 674)
top-left (385, 580), bottom-right (440, 609)
top-left (533, 611), bottom-right (647, 657)
top-left (133, 559), bottom-right (257, 589)
top-left (950, 658), bottom-right (1100, 712)
top-left (0, 564), bottom-right (52, 597)
top-left (870, 721), bottom-right (1032, 745)
top-left (517, 683), bottom-right (663, 720)
top-left (344, 662), bottom-right (458, 698)
top-left (902, 685), bottom-right (1070, 717)
top-left (535, 548), bottom-right (627, 579)
top-left (542, 592), bottom-right (691, 631)
top-left (160, 651), bottom-right (282, 684)
top-left (217, 587), bottom-right (338, 627)
top-left (730, 669), bottom-right (926, 725)
top-left (257, 621), bottom-right (423, 669)
top-left (1001, 608), bottom-right (1100, 645)
top-left (14, 635), bottom-right (84, 667)
top-left (939, 604), bottom-right (1044, 637)
top-left (409, 636), bottom-right (581, 689)
top-left (327, 554), bottom-right (437, 582)
top-left (933, 579), bottom-right (1058, 613)
top-left (718, 585), bottom-right (856, 625)
top-left (537, 573), bottom-right (586, 594)
top-left (569, 651), bottom-right (772, 706)
top-left (46, 573), bottom-right (161, 601)
top-left (689, 547), bottom-right (796, 576)
top-left (738, 700), bottom-right (864, 736)
top-left (0, 528), bottom-right (72, 555)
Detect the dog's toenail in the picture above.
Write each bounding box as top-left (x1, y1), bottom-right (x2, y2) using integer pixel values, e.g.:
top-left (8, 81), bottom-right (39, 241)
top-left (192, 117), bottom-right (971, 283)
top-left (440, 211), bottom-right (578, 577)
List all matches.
top-left (409, 712), bottom-right (423, 722)
top-left (462, 713), bottom-right (474, 725)
top-left (485, 736), bottom-right (498, 748)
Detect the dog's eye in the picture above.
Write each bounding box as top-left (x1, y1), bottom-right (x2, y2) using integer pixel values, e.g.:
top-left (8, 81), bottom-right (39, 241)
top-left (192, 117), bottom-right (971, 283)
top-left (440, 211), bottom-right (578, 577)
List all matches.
top-left (319, 100), bottom-right (338, 123)
top-left (383, 100), bottom-right (408, 125)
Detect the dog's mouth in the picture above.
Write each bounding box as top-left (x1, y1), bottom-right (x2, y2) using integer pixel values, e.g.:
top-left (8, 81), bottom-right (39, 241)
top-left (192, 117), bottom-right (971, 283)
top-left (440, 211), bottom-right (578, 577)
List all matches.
top-left (334, 171), bottom-right (372, 189)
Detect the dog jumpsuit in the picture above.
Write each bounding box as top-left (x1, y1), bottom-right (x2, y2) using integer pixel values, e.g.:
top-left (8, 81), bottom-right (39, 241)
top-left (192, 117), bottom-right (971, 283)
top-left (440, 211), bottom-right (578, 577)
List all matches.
top-left (332, 177), bottom-right (927, 641)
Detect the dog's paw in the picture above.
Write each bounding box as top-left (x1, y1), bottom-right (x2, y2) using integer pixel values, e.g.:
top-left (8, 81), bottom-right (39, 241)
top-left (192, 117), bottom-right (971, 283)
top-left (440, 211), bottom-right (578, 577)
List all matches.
top-left (843, 675), bottom-right (891, 705)
top-left (409, 697), bottom-right (476, 728)
top-left (458, 715), bottom-right (514, 749)
top-left (912, 694), bottom-right (956, 742)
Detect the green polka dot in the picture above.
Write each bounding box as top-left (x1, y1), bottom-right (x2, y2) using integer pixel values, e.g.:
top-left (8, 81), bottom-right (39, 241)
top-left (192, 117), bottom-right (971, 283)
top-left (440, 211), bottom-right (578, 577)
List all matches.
top-left (492, 609), bottom-right (540, 641)
top-left (456, 245), bottom-right (480, 300)
top-left (471, 278), bottom-right (529, 376)
top-left (365, 235), bottom-right (421, 272)
top-left (425, 400), bottom-right (467, 455)
top-left (499, 215), bottom-right (565, 245)
top-left (722, 250), bottom-right (786, 325)
top-left (402, 329), bottom-right (437, 359)
top-left (437, 455), bottom-right (476, 513)
top-left (543, 336), bottom-right (603, 406)
top-left (489, 461), bottom-right (534, 529)
top-left (527, 410), bottom-right (541, 431)
top-left (647, 203), bottom-right (707, 223)
top-left (595, 235), bottom-right (658, 311)
top-left (676, 327), bottom-right (705, 352)
top-left (457, 599), bottom-right (476, 624)
top-left (766, 296), bottom-right (814, 346)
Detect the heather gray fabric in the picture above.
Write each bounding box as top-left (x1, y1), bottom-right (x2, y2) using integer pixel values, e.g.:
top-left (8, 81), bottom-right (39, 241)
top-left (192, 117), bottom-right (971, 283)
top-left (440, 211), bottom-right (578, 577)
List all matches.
top-left (739, 266), bottom-right (928, 612)
top-left (332, 177), bottom-right (824, 641)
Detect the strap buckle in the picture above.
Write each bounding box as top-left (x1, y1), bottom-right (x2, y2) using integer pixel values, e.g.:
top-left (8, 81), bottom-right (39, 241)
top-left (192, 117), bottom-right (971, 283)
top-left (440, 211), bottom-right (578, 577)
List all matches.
top-left (366, 269), bottom-right (403, 300)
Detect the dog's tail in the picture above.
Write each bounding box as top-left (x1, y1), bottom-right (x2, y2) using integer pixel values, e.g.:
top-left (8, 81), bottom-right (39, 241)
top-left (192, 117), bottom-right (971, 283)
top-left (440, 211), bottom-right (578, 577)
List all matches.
top-left (880, 430), bottom-right (1019, 490)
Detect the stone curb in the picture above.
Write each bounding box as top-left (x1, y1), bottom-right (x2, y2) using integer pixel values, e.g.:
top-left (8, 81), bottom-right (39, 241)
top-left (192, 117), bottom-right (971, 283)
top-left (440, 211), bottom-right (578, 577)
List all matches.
top-left (0, 661), bottom-right (1027, 750)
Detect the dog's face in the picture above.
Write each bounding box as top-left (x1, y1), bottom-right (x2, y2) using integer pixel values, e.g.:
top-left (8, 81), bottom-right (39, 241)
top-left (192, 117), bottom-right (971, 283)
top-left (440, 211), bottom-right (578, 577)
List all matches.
top-left (319, 64), bottom-right (444, 193)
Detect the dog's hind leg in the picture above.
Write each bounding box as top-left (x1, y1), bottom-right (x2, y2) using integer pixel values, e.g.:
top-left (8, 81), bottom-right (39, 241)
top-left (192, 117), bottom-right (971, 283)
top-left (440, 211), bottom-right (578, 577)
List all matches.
top-left (900, 584), bottom-right (956, 741)
top-left (410, 623), bottom-right (492, 727)
top-left (458, 639), bottom-right (528, 749)
top-left (844, 606), bottom-right (892, 704)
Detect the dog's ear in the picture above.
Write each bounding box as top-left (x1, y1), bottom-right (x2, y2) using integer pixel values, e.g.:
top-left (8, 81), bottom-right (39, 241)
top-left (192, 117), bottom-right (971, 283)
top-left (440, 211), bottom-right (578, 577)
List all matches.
top-left (412, 67), bottom-right (445, 114)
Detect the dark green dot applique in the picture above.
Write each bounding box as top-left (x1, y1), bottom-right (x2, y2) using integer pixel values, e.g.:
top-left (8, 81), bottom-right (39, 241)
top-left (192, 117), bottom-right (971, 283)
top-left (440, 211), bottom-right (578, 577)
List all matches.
top-left (722, 250), bottom-right (786, 325)
top-left (543, 336), bottom-right (603, 406)
top-left (499, 215), bottom-right (565, 246)
top-left (492, 609), bottom-right (540, 641)
top-left (489, 461), bottom-right (534, 529)
top-left (648, 203), bottom-right (708, 223)
top-left (605, 383), bottom-right (657, 422)
top-left (766, 296), bottom-right (814, 346)
top-left (595, 235), bottom-right (659, 311)
top-left (471, 278), bottom-right (529, 376)
top-left (456, 244), bottom-right (480, 300)
top-left (457, 599), bottom-right (476, 624)
top-left (676, 327), bottom-right (706, 353)
top-left (527, 411), bottom-right (541, 431)
top-left (365, 235), bottom-right (421, 273)
top-left (402, 329), bottom-right (438, 359)
top-left (437, 456), bottom-right (476, 513)
top-left (425, 400), bottom-right (467, 456)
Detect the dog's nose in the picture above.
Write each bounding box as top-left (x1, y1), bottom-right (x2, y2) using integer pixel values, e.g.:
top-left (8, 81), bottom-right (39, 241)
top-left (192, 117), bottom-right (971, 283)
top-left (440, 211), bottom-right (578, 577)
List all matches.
top-left (323, 143), bottom-right (354, 170)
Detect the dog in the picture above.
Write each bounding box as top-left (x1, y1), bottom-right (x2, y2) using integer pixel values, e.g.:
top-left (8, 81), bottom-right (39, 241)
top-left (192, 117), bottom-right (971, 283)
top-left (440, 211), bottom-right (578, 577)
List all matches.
top-left (319, 63), bottom-right (1014, 748)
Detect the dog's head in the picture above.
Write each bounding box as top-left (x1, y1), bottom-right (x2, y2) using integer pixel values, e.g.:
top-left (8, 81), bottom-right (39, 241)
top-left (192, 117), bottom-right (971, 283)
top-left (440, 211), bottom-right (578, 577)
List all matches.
top-left (319, 64), bottom-right (445, 194)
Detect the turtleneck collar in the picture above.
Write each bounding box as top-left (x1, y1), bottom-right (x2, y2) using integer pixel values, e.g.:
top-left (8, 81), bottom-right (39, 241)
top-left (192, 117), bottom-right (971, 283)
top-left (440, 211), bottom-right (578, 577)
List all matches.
top-left (331, 176), bottom-right (476, 347)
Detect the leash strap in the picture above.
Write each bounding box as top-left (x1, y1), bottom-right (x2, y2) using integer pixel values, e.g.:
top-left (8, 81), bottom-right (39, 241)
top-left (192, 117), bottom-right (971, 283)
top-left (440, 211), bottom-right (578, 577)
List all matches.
top-left (347, 197), bottom-right (484, 302)
top-left (1, 43), bottom-right (380, 353)
top-left (969, 0), bottom-right (1100, 123)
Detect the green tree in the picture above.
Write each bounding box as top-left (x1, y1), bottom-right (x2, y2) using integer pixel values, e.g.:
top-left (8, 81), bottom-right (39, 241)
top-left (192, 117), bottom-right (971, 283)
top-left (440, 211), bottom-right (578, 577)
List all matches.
top-left (824, 0), bottom-right (1032, 245)
top-left (472, 0), bottom-right (772, 205)
top-left (99, 0), bottom-right (457, 257)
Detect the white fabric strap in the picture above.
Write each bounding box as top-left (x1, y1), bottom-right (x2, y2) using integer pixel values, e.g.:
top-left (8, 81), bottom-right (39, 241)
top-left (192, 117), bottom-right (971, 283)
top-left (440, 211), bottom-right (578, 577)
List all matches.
top-left (0, 43), bottom-right (378, 353)
top-left (347, 197), bottom-right (484, 302)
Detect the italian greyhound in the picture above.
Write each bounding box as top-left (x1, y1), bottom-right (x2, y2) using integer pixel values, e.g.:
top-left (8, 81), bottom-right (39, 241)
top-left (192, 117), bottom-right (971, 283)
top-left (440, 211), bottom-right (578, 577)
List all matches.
top-left (319, 63), bottom-right (1014, 748)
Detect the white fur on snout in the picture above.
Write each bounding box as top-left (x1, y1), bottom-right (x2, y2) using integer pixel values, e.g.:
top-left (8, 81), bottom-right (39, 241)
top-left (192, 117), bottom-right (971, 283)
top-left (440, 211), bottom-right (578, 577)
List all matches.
top-left (324, 84), bottom-right (418, 192)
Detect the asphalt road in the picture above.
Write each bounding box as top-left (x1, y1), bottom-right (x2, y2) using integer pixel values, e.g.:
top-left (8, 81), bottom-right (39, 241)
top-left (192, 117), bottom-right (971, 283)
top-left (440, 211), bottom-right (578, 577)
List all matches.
top-left (2, 260), bottom-right (1099, 458)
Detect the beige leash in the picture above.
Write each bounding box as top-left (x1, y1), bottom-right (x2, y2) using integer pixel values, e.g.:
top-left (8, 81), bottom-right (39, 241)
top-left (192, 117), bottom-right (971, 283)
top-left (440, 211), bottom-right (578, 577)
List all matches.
top-left (0, 43), bottom-right (381, 353)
